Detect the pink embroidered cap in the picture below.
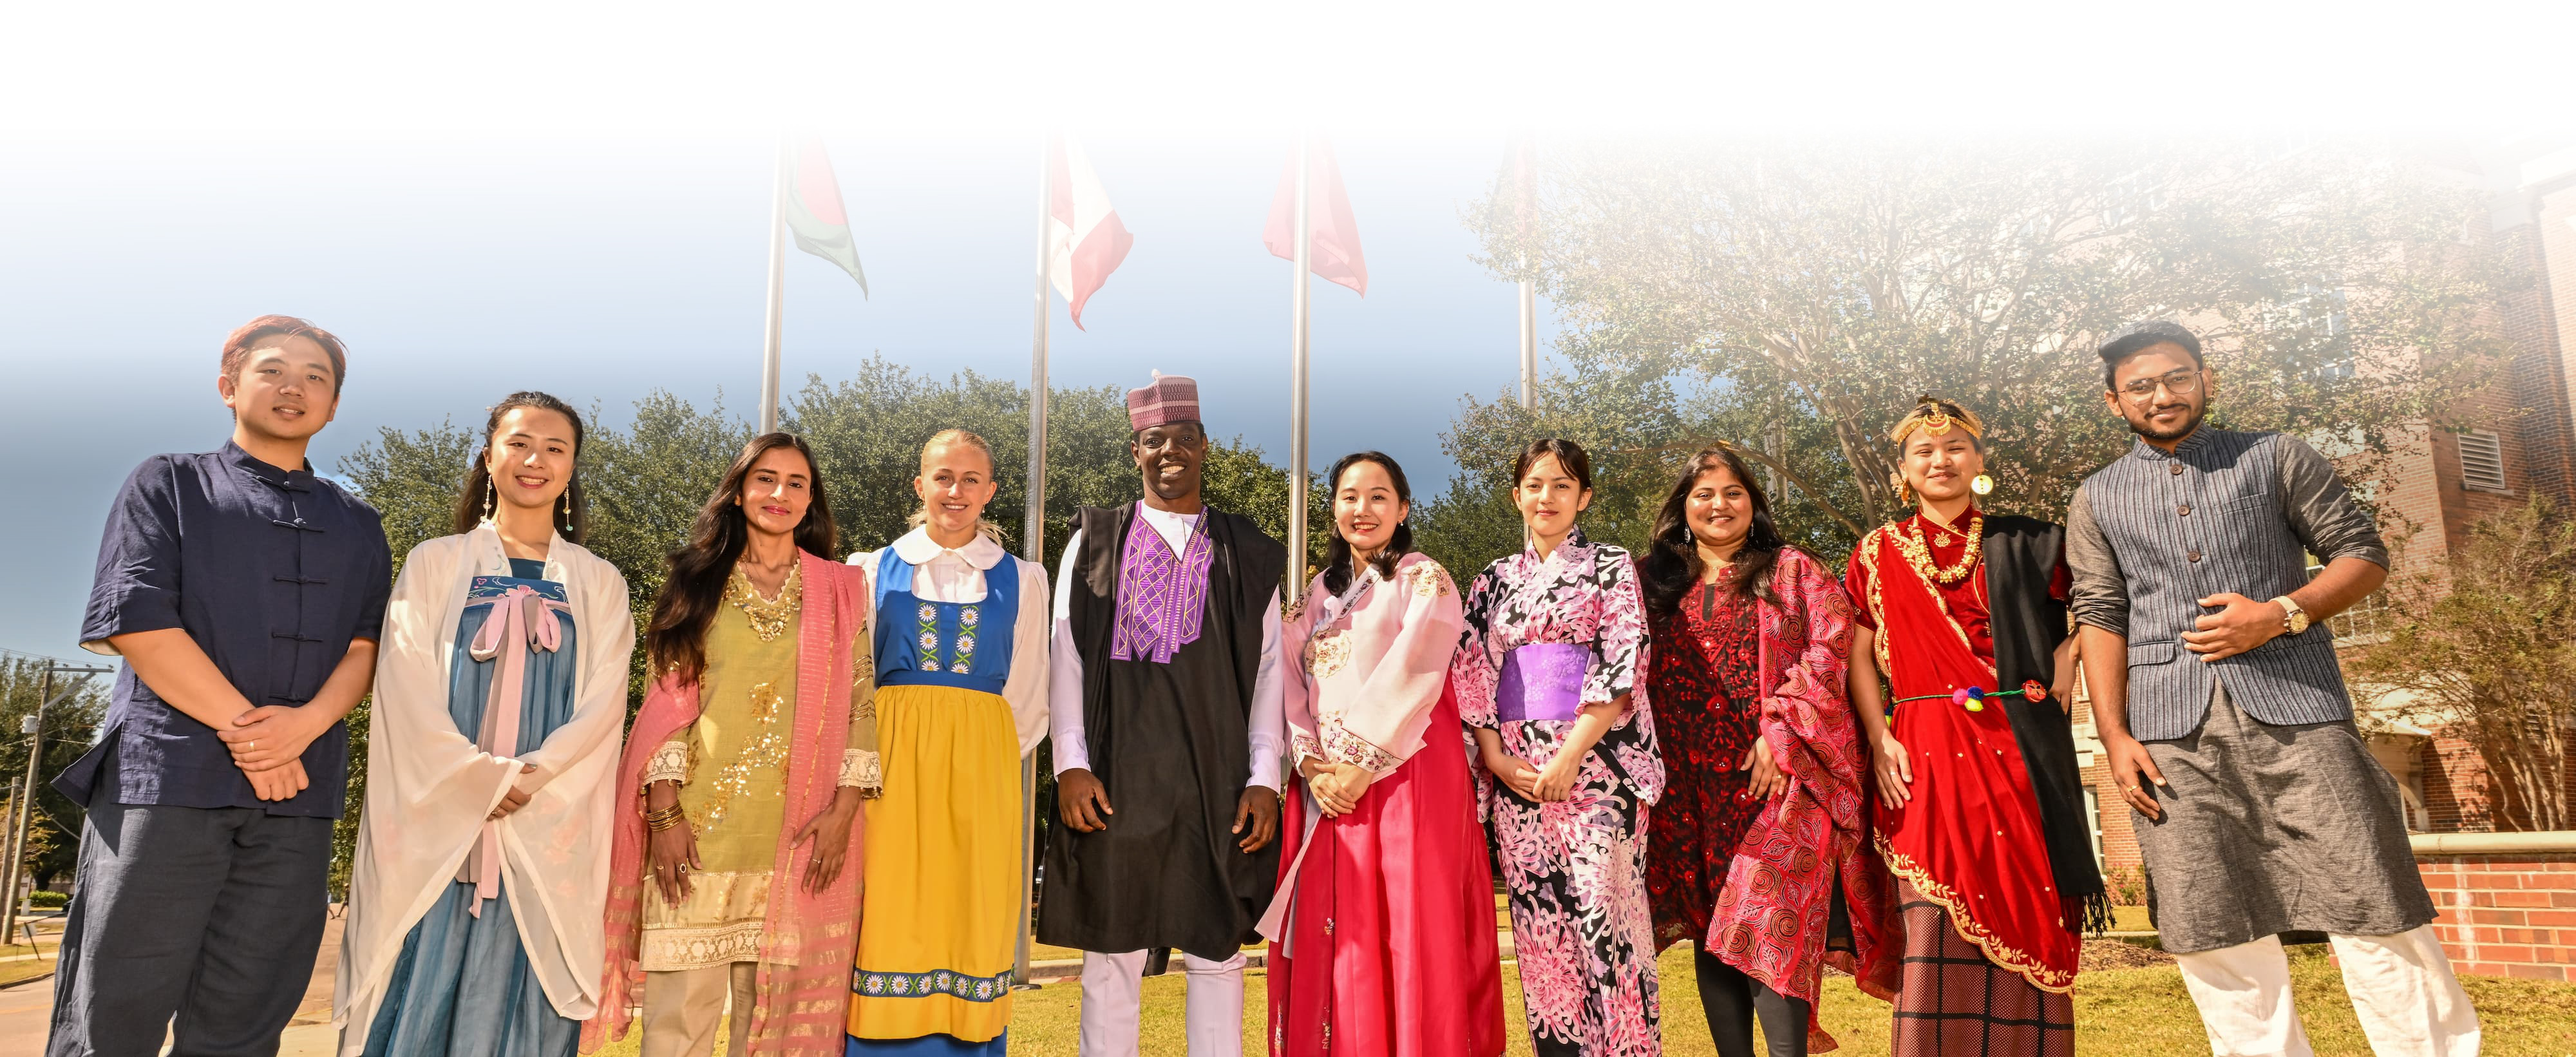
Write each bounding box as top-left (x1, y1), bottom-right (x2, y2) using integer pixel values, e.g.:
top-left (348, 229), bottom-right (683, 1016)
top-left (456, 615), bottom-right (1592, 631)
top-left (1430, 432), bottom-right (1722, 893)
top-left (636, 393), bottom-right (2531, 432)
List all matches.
top-left (1126, 372), bottom-right (1200, 430)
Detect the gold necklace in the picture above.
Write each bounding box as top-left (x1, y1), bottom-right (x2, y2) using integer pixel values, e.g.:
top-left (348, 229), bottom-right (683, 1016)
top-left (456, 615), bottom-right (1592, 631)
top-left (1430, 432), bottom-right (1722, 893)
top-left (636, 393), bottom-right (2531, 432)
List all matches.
top-left (726, 562), bottom-right (802, 642)
top-left (1891, 511), bottom-right (1982, 586)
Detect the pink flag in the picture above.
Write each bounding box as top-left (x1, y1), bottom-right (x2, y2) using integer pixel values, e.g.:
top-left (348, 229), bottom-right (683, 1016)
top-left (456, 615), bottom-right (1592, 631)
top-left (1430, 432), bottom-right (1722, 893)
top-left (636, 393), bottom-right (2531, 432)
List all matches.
top-left (1048, 136), bottom-right (1134, 330)
top-left (1264, 138), bottom-right (1368, 296)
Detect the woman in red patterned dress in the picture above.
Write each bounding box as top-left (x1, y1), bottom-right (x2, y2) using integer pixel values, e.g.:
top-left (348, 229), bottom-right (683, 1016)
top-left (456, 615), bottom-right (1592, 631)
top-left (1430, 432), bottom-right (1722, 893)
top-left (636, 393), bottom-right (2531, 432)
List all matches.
top-left (1844, 399), bottom-right (2105, 1057)
top-left (1638, 446), bottom-right (1899, 1057)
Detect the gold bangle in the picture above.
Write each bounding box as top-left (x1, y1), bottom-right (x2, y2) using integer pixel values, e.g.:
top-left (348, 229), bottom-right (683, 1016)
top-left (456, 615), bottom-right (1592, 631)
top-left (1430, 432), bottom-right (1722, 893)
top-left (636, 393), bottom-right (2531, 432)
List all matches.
top-left (645, 810), bottom-right (687, 833)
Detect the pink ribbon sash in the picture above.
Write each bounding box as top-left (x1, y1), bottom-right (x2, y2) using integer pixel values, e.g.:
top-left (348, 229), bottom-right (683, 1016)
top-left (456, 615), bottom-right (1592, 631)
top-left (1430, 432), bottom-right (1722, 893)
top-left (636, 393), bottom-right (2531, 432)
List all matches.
top-left (458, 584), bottom-right (567, 915)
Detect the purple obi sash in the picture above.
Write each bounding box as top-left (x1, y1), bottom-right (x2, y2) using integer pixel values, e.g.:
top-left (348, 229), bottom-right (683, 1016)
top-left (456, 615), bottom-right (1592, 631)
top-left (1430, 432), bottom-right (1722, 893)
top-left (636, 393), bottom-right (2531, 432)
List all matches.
top-left (1496, 643), bottom-right (1588, 723)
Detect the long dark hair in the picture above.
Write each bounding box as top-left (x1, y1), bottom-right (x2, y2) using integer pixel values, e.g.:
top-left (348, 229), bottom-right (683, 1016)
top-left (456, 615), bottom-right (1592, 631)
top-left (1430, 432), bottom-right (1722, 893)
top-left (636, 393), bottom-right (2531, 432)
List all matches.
top-left (645, 433), bottom-right (839, 683)
top-left (1321, 451), bottom-right (1415, 594)
top-left (452, 391), bottom-right (589, 542)
top-left (1640, 444), bottom-right (1791, 613)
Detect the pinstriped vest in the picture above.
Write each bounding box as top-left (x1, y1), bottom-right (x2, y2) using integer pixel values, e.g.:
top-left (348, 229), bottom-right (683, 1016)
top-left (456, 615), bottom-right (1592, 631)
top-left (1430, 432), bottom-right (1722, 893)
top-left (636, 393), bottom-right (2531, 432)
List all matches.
top-left (2078, 428), bottom-right (2354, 741)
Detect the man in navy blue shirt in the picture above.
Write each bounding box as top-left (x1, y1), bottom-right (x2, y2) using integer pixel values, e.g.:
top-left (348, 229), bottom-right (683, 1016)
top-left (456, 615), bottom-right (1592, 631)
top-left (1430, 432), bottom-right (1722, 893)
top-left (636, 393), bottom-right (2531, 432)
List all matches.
top-left (49, 316), bottom-right (392, 1057)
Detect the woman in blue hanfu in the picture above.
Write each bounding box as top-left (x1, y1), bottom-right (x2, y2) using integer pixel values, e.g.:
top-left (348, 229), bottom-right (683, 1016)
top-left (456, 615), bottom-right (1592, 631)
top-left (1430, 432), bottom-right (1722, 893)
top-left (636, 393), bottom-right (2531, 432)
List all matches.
top-left (335, 392), bottom-right (633, 1057)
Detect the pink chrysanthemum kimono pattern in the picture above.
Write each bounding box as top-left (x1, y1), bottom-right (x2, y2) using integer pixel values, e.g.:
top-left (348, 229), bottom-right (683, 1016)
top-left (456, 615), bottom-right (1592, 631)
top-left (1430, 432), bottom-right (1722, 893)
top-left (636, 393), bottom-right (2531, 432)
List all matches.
top-left (1455, 529), bottom-right (1664, 1057)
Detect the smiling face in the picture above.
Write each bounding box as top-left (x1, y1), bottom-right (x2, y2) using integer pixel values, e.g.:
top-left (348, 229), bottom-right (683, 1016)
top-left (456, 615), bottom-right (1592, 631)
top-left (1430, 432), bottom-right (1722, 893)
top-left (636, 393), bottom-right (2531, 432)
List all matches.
top-left (1515, 453), bottom-right (1591, 541)
top-left (219, 334), bottom-right (339, 444)
top-left (2104, 341), bottom-right (2213, 443)
top-left (1131, 421), bottom-right (1207, 503)
top-left (1685, 464), bottom-right (1754, 553)
top-left (734, 446), bottom-right (815, 542)
top-left (1899, 427), bottom-right (1985, 505)
top-left (1332, 459), bottom-right (1406, 557)
top-left (484, 405), bottom-right (578, 517)
top-left (914, 439), bottom-right (998, 538)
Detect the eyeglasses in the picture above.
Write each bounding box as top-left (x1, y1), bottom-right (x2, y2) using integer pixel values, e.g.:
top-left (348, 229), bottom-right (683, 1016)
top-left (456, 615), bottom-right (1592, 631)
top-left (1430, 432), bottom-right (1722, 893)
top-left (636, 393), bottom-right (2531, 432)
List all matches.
top-left (2118, 368), bottom-right (2203, 403)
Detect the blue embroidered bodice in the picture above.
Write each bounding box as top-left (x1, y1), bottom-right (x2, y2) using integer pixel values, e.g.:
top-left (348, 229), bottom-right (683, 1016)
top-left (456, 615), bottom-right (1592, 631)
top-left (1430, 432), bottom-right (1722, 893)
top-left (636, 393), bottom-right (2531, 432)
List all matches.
top-left (872, 548), bottom-right (1019, 696)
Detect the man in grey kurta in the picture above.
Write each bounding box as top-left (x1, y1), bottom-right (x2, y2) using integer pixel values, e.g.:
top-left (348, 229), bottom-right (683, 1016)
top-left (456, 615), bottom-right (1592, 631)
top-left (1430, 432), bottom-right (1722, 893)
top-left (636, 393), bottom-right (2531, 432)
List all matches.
top-left (2069, 320), bottom-right (2477, 1057)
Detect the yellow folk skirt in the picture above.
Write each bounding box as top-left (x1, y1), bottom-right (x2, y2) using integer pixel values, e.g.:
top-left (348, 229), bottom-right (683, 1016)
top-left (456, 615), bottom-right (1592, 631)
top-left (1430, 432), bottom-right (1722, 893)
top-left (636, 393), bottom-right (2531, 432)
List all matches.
top-left (846, 683), bottom-right (1021, 1046)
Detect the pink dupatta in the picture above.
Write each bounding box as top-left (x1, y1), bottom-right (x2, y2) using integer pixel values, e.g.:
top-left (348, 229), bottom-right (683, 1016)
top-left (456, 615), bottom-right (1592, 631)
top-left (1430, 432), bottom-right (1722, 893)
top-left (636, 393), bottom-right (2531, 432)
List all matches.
top-left (582, 551), bottom-right (867, 1057)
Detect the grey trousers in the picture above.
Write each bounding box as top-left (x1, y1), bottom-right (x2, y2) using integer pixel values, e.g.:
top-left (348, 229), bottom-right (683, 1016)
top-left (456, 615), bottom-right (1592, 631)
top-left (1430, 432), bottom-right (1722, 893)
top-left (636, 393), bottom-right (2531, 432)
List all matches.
top-left (46, 799), bottom-right (333, 1057)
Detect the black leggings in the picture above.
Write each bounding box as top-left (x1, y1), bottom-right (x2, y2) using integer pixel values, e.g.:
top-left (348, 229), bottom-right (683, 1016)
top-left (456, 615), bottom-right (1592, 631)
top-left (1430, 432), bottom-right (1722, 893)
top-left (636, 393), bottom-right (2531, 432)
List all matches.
top-left (1694, 948), bottom-right (1810, 1057)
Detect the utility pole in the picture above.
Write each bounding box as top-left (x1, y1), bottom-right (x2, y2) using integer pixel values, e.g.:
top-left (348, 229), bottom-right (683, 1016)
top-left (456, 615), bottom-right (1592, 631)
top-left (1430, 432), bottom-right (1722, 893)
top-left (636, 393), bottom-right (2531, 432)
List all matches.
top-left (5, 663), bottom-right (108, 935)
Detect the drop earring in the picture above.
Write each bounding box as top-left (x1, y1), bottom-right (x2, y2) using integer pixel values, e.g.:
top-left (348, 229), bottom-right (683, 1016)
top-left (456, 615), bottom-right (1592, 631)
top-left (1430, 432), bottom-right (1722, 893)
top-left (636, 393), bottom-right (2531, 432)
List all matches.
top-left (558, 490), bottom-right (571, 533)
top-left (1971, 474), bottom-right (1995, 497)
top-left (483, 481), bottom-right (496, 524)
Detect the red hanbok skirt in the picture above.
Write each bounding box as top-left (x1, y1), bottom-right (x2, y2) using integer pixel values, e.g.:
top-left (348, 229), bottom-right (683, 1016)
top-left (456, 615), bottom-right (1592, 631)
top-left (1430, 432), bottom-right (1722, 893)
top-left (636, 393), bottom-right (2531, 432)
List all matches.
top-left (1267, 685), bottom-right (1506, 1057)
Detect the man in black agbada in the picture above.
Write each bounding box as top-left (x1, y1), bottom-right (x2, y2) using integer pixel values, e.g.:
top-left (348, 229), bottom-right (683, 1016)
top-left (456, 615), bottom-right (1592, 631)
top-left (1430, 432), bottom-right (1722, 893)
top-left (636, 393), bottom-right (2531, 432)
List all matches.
top-left (1038, 372), bottom-right (1285, 1057)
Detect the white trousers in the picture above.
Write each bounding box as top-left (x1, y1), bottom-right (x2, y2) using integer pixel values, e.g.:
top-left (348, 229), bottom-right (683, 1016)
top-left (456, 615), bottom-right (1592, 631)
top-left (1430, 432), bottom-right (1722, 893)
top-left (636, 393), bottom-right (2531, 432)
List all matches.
top-left (2174, 927), bottom-right (2480, 1057)
top-left (1077, 949), bottom-right (1247, 1057)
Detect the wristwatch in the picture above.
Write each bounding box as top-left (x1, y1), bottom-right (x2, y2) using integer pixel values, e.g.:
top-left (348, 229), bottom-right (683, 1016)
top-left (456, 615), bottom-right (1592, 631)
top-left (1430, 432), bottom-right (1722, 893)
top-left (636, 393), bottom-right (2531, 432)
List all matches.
top-left (2272, 595), bottom-right (2311, 635)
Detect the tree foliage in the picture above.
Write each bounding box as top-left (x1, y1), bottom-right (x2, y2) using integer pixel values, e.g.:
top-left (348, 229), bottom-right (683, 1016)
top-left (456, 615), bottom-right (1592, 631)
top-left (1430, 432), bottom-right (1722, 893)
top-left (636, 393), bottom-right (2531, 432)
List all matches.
top-left (2355, 500), bottom-right (2576, 832)
top-left (0, 652), bottom-right (109, 891)
top-left (1439, 138), bottom-right (2506, 573)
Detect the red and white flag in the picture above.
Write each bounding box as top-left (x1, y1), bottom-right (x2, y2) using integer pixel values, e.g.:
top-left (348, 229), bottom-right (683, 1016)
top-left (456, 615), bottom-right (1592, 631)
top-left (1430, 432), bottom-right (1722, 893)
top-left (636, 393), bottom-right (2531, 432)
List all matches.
top-left (1048, 136), bottom-right (1134, 330)
top-left (1264, 138), bottom-right (1367, 296)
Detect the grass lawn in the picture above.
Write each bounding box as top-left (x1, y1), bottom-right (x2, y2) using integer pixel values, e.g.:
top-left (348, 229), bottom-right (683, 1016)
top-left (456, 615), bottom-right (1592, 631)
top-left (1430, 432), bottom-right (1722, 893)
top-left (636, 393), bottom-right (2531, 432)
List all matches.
top-left (1001, 942), bottom-right (2576, 1055)
top-left (0, 957), bottom-right (55, 988)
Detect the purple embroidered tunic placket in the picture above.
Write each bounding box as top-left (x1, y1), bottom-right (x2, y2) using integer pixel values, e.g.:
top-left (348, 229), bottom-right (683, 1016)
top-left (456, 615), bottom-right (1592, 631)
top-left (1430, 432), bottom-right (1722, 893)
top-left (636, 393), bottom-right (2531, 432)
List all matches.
top-left (1110, 502), bottom-right (1214, 663)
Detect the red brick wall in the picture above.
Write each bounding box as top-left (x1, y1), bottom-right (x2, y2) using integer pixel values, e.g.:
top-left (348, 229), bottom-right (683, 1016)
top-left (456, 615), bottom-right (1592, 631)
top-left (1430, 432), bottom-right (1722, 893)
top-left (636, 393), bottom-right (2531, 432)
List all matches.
top-left (2419, 851), bottom-right (2576, 980)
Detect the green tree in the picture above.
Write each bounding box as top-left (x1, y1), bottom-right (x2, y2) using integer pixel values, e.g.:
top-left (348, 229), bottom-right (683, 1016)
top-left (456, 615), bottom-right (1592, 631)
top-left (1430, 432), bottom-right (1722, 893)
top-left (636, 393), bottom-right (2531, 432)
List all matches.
top-left (2355, 499), bottom-right (2576, 832)
top-left (1453, 139), bottom-right (2508, 555)
top-left (0, 652), bottom-right (110, 892)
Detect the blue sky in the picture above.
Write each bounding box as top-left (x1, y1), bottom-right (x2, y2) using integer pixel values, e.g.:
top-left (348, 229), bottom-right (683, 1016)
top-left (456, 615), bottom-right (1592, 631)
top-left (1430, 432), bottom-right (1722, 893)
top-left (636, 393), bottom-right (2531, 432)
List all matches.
top-left (0, 133), bottom-right (1555, 658)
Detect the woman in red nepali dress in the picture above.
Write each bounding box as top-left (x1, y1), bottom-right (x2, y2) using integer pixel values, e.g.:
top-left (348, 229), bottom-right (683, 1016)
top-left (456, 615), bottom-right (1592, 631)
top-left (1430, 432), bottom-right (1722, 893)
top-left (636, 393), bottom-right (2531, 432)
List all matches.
top-left (1638, 446), bottom-right (1899, 1057)
top-left (1843, 399), bottom-right (2107, 1057)
top-left (1262, 452), bottom-right (1505, 1057)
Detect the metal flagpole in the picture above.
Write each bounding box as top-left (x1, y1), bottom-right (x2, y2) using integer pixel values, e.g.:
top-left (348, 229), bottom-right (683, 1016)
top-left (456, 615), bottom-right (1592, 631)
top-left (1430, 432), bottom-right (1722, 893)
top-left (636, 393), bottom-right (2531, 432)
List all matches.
top-left (1287, 134), bottom-right (1313, 594)
top-left (759, 140), bottom-right (790, 435)
top-left (1014, 136), bottom-right (1053, 989)
top-left (1516, 137), bottom-right (1538, 409)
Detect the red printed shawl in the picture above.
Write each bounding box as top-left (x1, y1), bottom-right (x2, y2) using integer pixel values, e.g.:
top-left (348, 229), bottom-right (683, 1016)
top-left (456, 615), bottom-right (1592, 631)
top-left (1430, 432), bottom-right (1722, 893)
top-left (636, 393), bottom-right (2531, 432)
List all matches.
top-left (1645, 549), bottom-right (1900, 1051)
top-left (582, 551), bottom-right (869, 1057)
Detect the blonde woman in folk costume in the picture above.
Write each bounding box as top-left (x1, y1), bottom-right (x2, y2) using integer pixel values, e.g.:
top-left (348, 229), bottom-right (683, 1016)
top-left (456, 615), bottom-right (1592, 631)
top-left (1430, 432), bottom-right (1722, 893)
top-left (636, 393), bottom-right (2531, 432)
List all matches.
top-left (337, 393), bottom-right (632, 1057)
top-left (1841, 399), bottom-right (2104, 1057)
top-left (586, 433), bottom-right (876, 1057)
top-left (842, 429), bottom-right (1050, 1056)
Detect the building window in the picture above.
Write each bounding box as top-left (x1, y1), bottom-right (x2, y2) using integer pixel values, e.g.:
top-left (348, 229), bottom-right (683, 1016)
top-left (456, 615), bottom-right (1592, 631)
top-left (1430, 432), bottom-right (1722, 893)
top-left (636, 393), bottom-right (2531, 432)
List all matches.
top-left (2458, 429), bottom-right (2508, 492)
top-left (2272, 278), bottom-right (2353, 379)
top-left (2083, 787), bottom-right (2105, 871)
top-left (2313, 560), bottom-right (2393, 643)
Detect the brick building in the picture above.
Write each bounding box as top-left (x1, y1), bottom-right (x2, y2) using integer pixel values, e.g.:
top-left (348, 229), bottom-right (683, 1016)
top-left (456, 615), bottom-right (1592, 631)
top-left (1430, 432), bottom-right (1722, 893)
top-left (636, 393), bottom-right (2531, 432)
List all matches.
top-left (2072, 135), bottom-right (2576, 879)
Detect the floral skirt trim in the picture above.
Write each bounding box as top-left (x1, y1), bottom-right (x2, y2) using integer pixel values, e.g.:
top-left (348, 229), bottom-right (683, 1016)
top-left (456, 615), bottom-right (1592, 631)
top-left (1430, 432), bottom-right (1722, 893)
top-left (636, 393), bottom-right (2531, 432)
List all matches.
top-left (851, 967), bottom-right (1013, 1003)
top-left (1873, 837), bottom-right (2074, 994)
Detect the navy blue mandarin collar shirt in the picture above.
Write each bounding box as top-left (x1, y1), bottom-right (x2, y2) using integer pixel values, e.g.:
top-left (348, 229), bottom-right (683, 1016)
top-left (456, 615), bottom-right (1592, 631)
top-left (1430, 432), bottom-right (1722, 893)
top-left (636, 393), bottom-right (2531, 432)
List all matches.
top-left (61, 441), bottom-right (392, 817)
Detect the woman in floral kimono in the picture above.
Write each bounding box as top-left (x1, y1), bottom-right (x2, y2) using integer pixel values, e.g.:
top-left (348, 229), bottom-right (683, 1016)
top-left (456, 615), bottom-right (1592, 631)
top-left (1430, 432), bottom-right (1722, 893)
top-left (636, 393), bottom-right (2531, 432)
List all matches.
top-left (337, 393), bottom-right (632, 1057)
top-left (1452, 438), bottom-right (1663, 1057)
top-left (1264, 452), bottom-right (1504, 1057)
top-left (585, 433), bottom-right (876, 1057)
top-left (1843, 399), bottom-right (2101, 1057)
top-left (1636, 446), bottom-right (1899, 1057)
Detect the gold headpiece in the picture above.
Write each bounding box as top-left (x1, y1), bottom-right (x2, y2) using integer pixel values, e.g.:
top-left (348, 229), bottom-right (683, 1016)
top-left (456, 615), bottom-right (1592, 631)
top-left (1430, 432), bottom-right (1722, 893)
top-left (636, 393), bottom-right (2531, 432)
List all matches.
top-left (1888, 395), bottom-right (1985, 446)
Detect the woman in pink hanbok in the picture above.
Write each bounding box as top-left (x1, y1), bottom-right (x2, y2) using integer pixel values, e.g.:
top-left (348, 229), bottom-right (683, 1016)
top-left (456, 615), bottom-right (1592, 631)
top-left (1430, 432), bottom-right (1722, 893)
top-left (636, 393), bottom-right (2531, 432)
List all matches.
top-left (1264, 451), bottom-right (1505, 1056)
top-left (1454, 439), bottom-right (1664, 1057)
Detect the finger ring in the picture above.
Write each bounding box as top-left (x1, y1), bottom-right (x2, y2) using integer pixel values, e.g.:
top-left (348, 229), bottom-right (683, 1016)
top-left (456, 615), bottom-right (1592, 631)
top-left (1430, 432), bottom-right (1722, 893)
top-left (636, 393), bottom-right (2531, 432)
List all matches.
top-left (246, 740), bottom-right (256, 750)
